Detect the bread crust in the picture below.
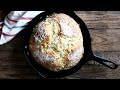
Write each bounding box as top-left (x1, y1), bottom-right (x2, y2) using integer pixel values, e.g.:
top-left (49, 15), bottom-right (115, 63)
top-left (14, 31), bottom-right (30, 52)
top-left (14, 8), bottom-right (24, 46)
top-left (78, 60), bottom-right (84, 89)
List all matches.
top-left (29, 13), bottom-right (84, 72)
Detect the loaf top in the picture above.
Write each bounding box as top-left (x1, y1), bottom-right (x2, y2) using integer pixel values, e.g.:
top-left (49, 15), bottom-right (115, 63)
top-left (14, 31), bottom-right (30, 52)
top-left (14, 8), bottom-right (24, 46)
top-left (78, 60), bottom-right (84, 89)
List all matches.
top-left (29, 13), bottom-right (84, 72)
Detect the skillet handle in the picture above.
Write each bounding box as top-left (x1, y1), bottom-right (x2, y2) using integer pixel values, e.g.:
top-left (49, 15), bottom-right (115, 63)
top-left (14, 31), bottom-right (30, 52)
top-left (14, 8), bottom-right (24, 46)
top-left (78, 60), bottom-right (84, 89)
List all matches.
top-left (92, 54), bottom-right (118, 69)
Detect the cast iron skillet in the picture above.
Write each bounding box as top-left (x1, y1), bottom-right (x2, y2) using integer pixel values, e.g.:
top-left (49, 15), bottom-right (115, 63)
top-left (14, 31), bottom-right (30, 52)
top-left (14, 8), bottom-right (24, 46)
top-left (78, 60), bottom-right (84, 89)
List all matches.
top-left (23, 11), bottom-right (118, 79)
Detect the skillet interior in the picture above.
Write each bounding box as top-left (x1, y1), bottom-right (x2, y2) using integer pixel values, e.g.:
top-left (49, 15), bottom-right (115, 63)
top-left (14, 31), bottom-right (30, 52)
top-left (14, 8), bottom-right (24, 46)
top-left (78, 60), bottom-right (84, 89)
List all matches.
top-left (23, 11), bottom-right (96, 78)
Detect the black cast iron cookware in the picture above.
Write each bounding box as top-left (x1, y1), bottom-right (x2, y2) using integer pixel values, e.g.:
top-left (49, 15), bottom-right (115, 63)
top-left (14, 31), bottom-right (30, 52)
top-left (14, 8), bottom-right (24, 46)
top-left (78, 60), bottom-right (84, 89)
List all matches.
top-left (23, 11), bottom-right (118, 79)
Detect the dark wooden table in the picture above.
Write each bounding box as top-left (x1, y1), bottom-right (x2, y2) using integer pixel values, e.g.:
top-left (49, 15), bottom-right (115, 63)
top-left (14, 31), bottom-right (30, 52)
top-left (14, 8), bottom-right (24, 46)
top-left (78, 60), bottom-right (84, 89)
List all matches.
top-left (0, 11), bottom-right (120, 79)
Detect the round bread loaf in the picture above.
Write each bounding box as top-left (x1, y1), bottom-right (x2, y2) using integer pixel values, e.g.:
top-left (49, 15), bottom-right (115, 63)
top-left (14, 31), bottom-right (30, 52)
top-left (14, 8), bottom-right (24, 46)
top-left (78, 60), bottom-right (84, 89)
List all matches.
top-left (29, 13), bottom-right (84, 72)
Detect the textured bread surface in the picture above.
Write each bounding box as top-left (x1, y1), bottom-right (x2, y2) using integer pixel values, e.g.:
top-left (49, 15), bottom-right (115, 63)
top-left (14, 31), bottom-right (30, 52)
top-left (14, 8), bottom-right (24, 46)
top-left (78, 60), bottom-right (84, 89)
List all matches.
top-left (29, 13), bottom-right (84, 72)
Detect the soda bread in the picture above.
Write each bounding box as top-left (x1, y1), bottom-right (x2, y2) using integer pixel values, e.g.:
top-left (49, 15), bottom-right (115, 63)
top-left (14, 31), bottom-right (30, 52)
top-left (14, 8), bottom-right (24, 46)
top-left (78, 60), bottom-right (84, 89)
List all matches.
top-left (29, 13), bottom-right (84, 72)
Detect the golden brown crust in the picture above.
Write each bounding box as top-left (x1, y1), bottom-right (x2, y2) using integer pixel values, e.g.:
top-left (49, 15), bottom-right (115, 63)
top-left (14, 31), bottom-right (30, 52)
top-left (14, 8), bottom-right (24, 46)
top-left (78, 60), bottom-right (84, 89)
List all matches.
top-left (29, 13), bottom-right (84, 72)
